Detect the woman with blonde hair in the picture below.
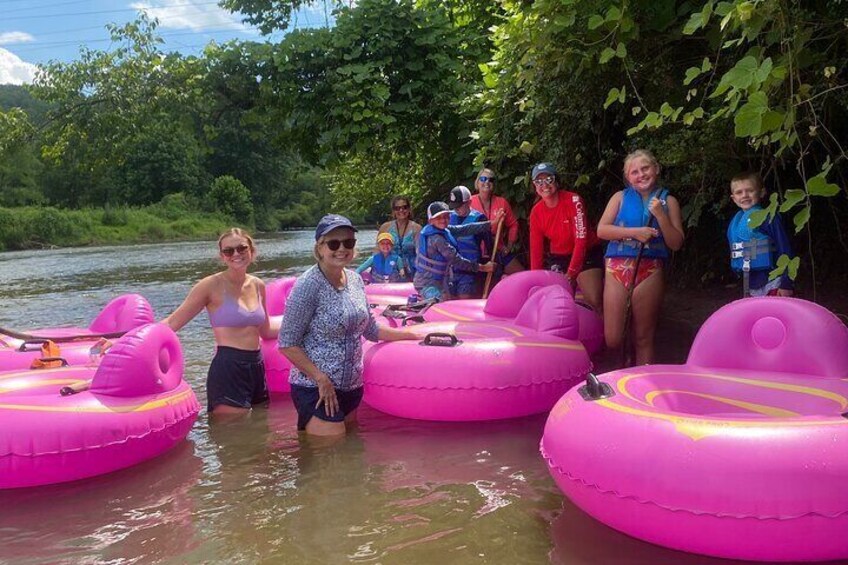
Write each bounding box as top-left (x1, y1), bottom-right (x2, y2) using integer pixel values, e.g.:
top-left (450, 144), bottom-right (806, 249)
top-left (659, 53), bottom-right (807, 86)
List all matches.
top-left (164, 228), bottom-right (277, 416)
top-left (279, 215), bottom-right (419, 436)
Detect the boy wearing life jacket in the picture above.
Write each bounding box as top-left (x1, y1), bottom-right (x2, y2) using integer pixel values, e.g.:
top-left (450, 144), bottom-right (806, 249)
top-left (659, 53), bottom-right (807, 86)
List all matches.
top-left (447, 185), bottom-right (493, 299)
top-left (727, 172), bottom-right (794, 297)
top-left (356, 232), bottom-right (406, 283)
top-left (414, 201), bottom-right (496, 301)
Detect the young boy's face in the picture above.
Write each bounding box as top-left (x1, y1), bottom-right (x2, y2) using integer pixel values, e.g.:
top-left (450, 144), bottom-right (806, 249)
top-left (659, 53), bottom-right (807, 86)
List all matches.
top-left (379, 240), bottom-right (393, 254)
top-left (430, 214), bottom-right (450, 230)
top-left (730, 180), bottom-right (764, 211)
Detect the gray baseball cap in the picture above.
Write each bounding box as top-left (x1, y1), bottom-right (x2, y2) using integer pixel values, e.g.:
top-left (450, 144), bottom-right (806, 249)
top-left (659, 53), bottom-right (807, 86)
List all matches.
top-left (531, 162), bottom-right (557, 179)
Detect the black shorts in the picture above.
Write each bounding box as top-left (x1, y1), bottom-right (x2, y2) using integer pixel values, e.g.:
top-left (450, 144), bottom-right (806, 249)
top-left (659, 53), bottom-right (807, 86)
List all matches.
top-left (545, 244), bottom-right (605, 273)
top-left (290, 384), bottom-right (364, 431)
top-left (206, 346), bottom-right (268, 412)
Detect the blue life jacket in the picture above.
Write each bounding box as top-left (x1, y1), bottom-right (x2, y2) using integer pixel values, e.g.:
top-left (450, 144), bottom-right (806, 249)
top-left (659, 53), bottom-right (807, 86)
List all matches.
top-left (415, 224), bottom-right (460, 283)
top-left (727, 205), bottom-right (775, 272)
top-left (449, 210), bottom-right (485, 270)
top-left (605, 187), bottom-right (669, 259)
top-left (369, 252), bottom-right (403, 283)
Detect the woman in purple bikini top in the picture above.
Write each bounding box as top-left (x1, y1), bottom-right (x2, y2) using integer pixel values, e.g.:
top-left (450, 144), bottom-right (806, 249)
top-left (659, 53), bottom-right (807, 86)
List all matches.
top-left (163, 228), bottom-right (279, 416)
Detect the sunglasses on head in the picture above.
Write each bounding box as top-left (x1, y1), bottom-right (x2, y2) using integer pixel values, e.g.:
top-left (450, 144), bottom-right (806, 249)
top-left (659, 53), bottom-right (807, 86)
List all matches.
top-left (393, 204), bottom-right (410, 211)
top-left (324, 238), bottom-right (357, 251)
top-left (478, 175), bottom-right (494, 184)
top-left (533, 176), bottom-right (556, 186)
top-left (221, 244), bottom-right (250, 257)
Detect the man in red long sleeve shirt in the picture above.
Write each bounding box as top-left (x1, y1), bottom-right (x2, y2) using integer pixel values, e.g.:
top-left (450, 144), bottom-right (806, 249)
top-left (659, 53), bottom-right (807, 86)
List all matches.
top-left (528, 162), bottom-right (604, 312)
top-left (469, 168), bottom-right (524, 276)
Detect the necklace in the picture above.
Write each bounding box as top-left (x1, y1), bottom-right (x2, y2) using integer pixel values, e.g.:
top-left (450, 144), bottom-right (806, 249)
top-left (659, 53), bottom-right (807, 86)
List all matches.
top-left (318, 265), bottom-right (346, 291)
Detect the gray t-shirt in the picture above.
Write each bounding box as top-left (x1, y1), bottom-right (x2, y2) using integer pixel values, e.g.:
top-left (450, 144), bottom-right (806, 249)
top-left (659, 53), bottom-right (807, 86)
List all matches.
top-left (278, 265), bottom-right (379, 390)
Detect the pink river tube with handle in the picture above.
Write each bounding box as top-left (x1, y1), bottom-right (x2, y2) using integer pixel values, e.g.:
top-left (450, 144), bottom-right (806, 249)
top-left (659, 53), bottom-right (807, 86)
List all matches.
top-left (363, 284), bottom-right (592, 421)
top-left (0, 294), bottom-right (155, 372)
top-left (541, 297), bottom-right (848, 562)
top-left (0, 323), bottom-right (200, 489)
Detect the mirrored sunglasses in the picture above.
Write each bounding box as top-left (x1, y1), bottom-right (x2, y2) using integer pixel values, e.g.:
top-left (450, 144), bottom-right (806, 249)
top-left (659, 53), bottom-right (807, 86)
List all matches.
top-left (533, 176), bottom-right (556, 186)
top-left (478, 175), bottom-right (494, 184)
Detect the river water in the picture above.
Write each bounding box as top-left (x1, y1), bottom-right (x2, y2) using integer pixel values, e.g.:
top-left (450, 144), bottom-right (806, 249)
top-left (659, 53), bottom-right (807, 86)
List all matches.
top-left (0, 232), bottom-right (819, 565)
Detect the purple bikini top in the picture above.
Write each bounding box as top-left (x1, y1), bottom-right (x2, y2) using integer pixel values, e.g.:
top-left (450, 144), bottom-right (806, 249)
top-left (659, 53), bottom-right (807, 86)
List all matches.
top-left (208, 286), bottom-right (266, 328)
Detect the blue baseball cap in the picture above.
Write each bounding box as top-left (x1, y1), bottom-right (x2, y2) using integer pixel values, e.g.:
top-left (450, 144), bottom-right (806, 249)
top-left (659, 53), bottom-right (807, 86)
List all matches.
top-left (531, 162), bottom-right (557, 179)
top-left (315, 214), bottom-right (358, 241)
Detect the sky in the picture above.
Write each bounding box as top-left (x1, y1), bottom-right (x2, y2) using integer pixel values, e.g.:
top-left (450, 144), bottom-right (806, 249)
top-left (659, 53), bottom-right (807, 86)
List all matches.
top-left (0, 0), bottom-right (335, 85)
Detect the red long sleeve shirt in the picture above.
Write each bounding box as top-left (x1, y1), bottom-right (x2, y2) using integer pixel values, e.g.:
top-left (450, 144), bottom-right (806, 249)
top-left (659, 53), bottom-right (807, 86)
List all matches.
top-left (470, 194), bottom-right (519, 250)
top-left (529, 191), bottom-right (599, 279)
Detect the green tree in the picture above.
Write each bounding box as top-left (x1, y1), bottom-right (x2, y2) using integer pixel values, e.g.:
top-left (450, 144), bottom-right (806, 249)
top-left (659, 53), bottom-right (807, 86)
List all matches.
top-left (209, 175), bottom-right (255, 225)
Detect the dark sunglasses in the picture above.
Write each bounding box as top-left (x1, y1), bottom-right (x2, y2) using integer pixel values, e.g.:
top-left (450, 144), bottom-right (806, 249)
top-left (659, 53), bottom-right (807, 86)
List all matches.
top-left (478, 175), bottom-right (494, 184)
top-left (393, 204), bottom-right (410, 211)
top-left (221, 244), bottom-right (250, 257)
top-left (324, 238), bottom-right (357, 251)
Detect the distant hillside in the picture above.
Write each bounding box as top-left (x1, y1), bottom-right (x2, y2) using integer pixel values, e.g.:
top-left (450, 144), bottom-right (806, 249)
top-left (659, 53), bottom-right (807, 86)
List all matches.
top-left (0, 84), bottom-right (50, 124)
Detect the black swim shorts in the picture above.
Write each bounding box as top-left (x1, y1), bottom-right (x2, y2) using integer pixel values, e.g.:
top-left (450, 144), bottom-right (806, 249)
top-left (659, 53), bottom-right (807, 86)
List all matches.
top-left (206, 345), bottom-right (268, 412)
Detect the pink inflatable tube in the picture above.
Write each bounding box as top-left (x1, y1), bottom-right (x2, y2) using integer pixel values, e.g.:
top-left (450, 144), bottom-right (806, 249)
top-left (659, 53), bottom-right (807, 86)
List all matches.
top-left (261, 278), bottom-right (297, 393)
top-left (363, 285), bottom-right (592, 421)
top-left (541, 297), bottom-right (848, 562)
top-left (375, 271), bottom-right (605, 355)
top-left (0, 323), bottom-right (200, 489)
top-left (0, 294), bottom-right (155, 371)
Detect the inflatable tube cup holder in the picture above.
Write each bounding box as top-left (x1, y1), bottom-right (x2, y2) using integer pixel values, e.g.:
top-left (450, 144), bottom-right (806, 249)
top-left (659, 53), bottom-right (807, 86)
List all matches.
top-left (578, 372), bottom-right (614, 401)
top-left (401, 315), bottom-right (425, 326)
top-left (419, 332), bottom-right (462, 347)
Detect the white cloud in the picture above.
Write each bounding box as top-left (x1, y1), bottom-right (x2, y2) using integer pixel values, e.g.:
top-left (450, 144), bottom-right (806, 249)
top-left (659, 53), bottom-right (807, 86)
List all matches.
top-left (0, 48), bottom-right (38, 85)
top-left (0, 31), bottom-right (35, 46)
top-left (130, 0), bottom-right (248, 32)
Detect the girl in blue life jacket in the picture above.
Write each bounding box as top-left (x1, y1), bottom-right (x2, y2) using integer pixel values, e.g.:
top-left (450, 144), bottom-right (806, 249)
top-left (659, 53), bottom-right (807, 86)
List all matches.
top-left (356, 232), bottom-right (406, 283)
top-left (413, 201), bottom-right (497, 301)
top-left (727, 172), bottom-right (794, 297)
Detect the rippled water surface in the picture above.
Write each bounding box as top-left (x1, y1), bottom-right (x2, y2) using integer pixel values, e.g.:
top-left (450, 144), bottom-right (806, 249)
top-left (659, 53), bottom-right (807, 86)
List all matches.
top-left (0, 233), bottom-right (815, 564)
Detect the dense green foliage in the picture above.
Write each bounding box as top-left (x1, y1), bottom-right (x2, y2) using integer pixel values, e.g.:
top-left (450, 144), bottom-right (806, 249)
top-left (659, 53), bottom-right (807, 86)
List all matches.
top-left (0, 0), bottom-right (845, 290)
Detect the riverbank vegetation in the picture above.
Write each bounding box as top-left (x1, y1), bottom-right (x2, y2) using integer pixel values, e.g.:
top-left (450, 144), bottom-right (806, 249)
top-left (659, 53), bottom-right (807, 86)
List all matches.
top-left (1, 1), bottom-right (846, 289)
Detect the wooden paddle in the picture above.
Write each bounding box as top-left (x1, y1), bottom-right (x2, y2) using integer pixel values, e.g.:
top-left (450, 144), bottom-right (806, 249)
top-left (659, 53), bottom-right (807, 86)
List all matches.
top-left (482, 217), bottom-right (504, 299)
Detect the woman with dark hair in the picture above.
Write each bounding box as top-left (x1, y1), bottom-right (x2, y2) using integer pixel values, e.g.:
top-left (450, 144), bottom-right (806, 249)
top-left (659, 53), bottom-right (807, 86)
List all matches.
top-left (528, 163), bottom-right (604, 312)
top-left (164, 228), bottom-right (277, 416)
top-left (378, 195), bottom-right (421, 281)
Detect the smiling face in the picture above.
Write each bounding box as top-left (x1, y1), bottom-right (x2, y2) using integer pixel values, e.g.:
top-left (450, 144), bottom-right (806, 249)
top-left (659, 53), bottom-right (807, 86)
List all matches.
top-left (533, 172), bottom-right (559, 200)
top-left (625, 157), bottom-right (659, 193)
top-left (475, 169), bottom-right (495, 198)
top-left (430, 214), bottom-right (450, 230)
top-left (317, 227), bottom-right (357, 269)
top-left (392, 198), bottom-right (411, 221)
top-left (730, 179), bottom-right (764, 211)
top-left (378, 239), bottom-right (393, 255)
top-left (219, 234), bottom-right (255, 270)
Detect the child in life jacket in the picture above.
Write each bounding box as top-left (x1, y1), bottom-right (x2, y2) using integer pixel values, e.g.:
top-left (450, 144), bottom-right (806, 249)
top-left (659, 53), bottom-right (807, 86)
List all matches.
top-left (413, 201), bottom-right (496, 301)
top-left (356, 232), bottom-right (406, 283)
top-left (727, 172), bottom-right (794, 297)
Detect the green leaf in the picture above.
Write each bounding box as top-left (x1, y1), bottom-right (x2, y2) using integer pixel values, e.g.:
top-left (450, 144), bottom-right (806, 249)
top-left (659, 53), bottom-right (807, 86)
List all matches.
top-left (575, 174), bottom-right (590, 187)
top-left (793, 205), bottom-right (810, 233)
top-left (787, 256), bottom-right (800, 280)
top-left (684, 66), bottom-right (702, 86)
top-left (599, 47), bottom-right (616, 64)
top-left (519, 141), bottom-right (534, 154)
top-left (807, 175), bottom-right (841, 197)
top-left (604, 87), bottom-right (621, 109)
top-left (734, 91), bottom-right (769, 137)
top-left (683, 12), bottom-right (703, 35)
top-left (754, 58), bottom-right (773, 85)
top-left (760, 110), bottom-right (784, 133)
top-left (747, 208), bottom-right (769, 229)
top-left (605, 6), bottom-right (622, 22)
top-left (615, 43), bottom-right (627, 58)
top-left (779, 189), bottom-right (805, 213)
top-left (701, 57), bottom-right (712, 72)
top-left (588, 14), bottom-right (605, 30)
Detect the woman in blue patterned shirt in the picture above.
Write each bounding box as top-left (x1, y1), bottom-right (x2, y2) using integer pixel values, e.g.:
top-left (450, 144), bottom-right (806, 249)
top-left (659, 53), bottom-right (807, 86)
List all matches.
top-left (278, 214), bottom-right (419, 436)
